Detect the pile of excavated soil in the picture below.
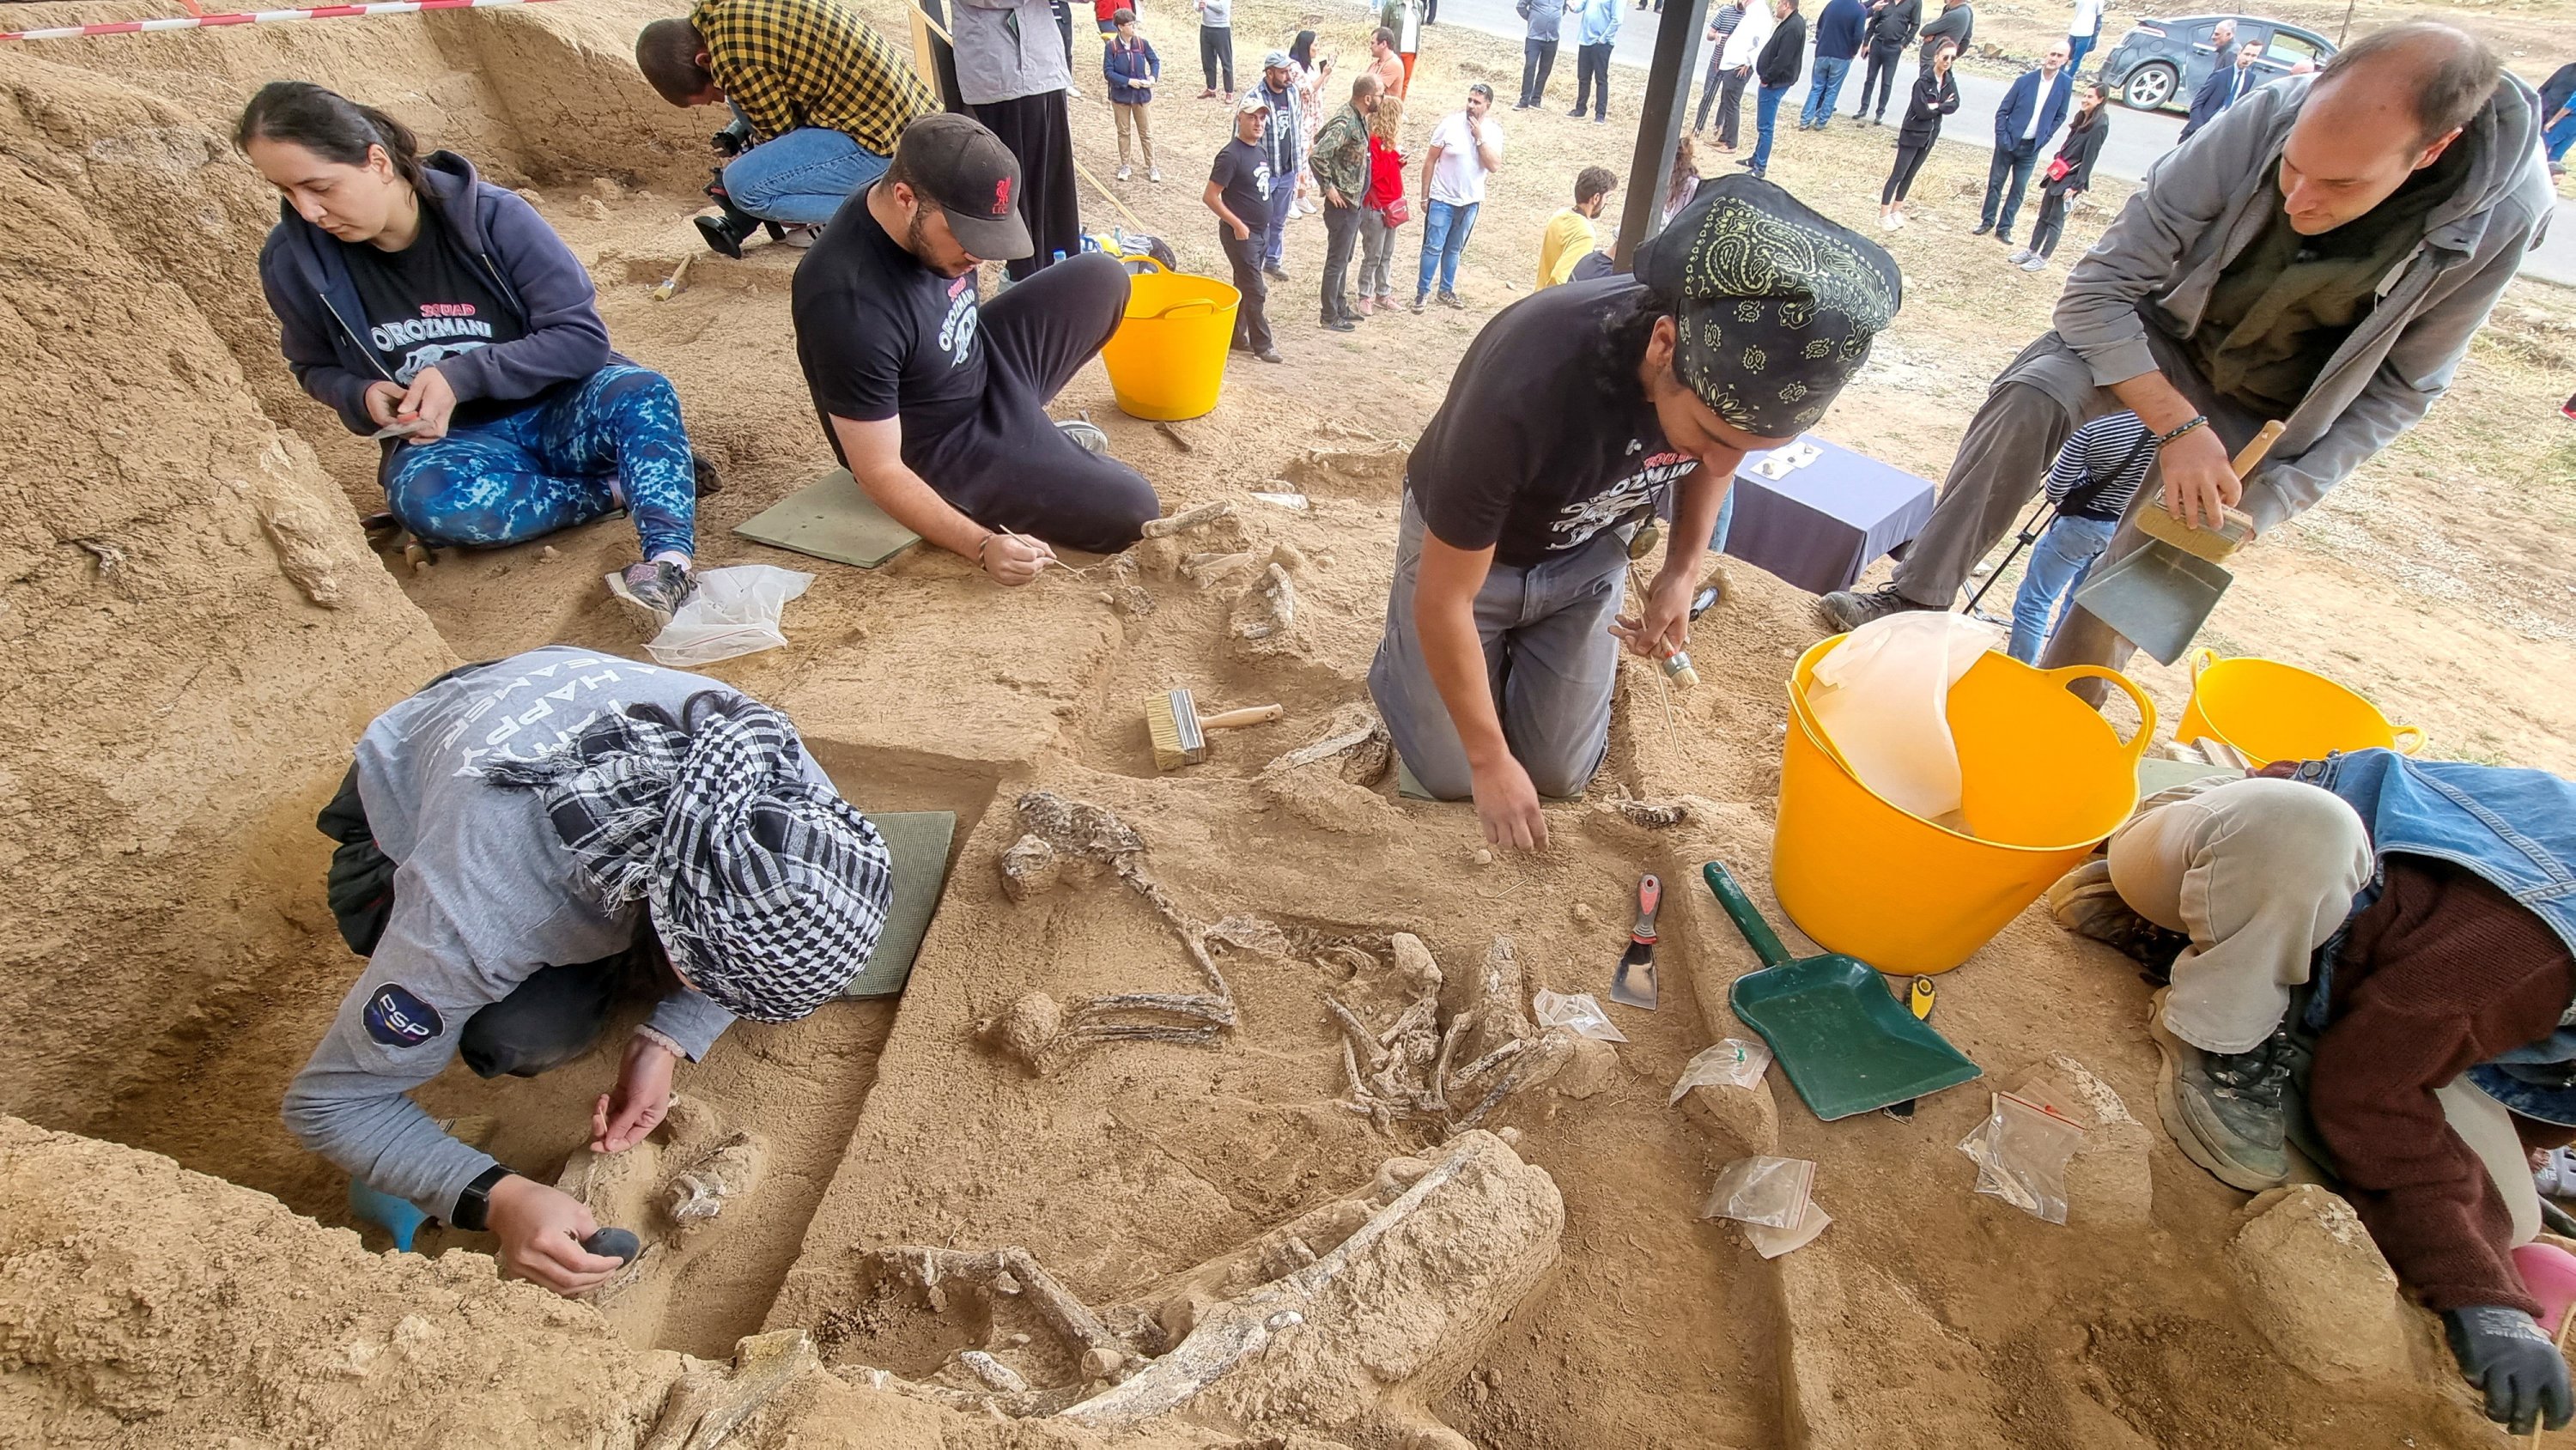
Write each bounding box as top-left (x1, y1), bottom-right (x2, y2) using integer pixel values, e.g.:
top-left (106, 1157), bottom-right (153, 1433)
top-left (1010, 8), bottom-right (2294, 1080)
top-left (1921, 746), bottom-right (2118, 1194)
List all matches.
top-left (3, 0), bottom-right (2572, 1445)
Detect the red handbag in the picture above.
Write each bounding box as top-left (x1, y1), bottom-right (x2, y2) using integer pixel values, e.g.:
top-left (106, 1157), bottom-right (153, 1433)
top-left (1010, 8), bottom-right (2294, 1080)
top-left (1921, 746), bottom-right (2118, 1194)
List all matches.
top-left (2044, 155), bottom-right (2073, 183)
top-left (1383, 195), bottom-right (1412, 226)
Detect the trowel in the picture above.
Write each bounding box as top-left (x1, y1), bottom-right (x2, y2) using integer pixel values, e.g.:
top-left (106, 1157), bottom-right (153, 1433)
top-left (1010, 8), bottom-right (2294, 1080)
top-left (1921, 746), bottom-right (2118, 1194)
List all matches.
top-left (1609, 873), bottom-right (1661, 1010)
top-left (2069, 420), bottom-right (2284, 665)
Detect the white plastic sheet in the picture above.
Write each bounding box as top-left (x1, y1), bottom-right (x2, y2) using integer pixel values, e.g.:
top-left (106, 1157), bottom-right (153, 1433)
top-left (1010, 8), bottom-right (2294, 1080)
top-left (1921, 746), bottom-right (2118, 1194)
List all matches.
top-left (1805, 610), bottom-right (2001, 822)
top-left (611, 564), bottom-right (814, 667)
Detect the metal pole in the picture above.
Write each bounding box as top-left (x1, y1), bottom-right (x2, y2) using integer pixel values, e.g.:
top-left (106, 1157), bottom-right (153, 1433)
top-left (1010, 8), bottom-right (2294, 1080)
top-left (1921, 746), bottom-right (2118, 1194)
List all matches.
top-left (2336, 0), bottom-right (2354, 46)
top-left (916, 0), bottom-right (963, 112)
top-left (1613, 0), bottom-right (1713, 270)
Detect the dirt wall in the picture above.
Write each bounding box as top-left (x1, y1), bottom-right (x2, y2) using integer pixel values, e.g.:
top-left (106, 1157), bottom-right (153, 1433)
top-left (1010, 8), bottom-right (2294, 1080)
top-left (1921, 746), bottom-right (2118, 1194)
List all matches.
top-left (0, 47), bottom-right (453, 1183)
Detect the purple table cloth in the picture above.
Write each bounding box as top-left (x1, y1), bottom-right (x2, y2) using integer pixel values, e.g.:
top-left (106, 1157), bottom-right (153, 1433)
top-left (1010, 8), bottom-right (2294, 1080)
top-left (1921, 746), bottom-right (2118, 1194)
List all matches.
top-left (1722, 435), bottom-right (1937, 595)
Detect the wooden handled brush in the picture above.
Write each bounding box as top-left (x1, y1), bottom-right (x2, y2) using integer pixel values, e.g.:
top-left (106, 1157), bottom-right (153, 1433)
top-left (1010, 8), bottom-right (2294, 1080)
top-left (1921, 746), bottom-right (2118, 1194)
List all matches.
top-left (1147, 689), bottom-right (1283, 771)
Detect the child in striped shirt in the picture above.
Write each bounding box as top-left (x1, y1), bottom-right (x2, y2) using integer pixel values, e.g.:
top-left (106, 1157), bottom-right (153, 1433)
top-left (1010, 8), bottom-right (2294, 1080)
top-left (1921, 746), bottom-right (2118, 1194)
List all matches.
top-left (2008, 410), bottom-right (2155, 664)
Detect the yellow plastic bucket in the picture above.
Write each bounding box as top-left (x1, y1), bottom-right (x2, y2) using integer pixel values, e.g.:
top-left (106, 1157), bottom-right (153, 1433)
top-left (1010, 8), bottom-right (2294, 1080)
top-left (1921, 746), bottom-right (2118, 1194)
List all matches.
top-left (1775, 635), bottom-right (2155, 975)
top-left (1098, 258), bottom-right (1238, 422)
top-left (2174, 648), bottom-right (2425, 767)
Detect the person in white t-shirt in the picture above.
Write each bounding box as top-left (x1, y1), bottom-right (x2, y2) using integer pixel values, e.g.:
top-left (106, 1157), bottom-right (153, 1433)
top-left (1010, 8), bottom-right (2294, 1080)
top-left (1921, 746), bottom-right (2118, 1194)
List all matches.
top-left (1411, 82), bottom-right (1505, 311)
top-left (2064, 0), bottom-right (2102, 76)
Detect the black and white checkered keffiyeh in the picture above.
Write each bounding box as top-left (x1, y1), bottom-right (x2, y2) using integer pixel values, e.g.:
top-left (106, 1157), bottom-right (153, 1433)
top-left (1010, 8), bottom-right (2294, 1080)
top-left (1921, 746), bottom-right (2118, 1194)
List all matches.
top-left (480, 691), bottom-right (890, 1023)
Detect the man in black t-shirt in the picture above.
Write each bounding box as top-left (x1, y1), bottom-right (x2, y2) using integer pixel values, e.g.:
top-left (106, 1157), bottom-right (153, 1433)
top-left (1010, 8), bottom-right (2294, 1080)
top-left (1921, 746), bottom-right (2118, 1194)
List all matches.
top-left (1367, 176), bottom-right (1899, 848)
top-left (793, 113), bottom-right (1160, 580)
top-left (1206, 94), bottom-right (1281, 362)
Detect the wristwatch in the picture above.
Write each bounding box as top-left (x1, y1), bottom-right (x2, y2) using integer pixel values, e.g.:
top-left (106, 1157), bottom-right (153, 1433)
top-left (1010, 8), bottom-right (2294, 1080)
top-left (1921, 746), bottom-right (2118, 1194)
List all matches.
top-left (449, 1164), bottom-right (518, 1233)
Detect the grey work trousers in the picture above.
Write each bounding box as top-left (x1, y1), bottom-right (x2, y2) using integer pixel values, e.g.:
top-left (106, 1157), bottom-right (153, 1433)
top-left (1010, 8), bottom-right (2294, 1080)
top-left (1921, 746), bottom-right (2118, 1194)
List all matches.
top-left (1888, 329), bottom-right (2272, 671)
top-left (1367, 493), bottom-right (1626, 801)
top-left (2107, 775), bottom-right (2542, 1245)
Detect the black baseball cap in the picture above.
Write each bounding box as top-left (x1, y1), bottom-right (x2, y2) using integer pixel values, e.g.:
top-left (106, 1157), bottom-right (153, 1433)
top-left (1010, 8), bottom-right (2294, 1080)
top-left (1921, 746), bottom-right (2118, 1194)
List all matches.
top-left (890, 113), bottom-right (1032, 261)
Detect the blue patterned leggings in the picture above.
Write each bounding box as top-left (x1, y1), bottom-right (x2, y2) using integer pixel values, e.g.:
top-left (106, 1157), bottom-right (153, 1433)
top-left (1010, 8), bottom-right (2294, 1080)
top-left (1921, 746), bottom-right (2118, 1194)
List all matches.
top-left (382, 364), bottom-right (696, 561)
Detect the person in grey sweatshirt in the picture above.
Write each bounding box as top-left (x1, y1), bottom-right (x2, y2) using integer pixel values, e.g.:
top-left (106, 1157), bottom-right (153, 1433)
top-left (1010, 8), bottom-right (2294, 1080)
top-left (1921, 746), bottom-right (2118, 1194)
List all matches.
top-left (1820, 22), bottom-right (2551, 671)
top-left (290, 649), bottom-right (892, 1296)
top-left (1516, 0), bottom-right (1567, 109)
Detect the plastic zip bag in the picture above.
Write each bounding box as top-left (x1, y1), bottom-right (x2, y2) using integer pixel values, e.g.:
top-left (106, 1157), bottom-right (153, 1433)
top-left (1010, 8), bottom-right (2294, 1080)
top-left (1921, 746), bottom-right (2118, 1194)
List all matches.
top-left (1533, 990), bottom-right (1629, 1043)
top-left (1698, 1155), bottom-right (1816, 1230)
top-left (1956, 1091), bottom-right (2088, 1224)
top-left (611, 564), bottom-right (814, 668)
top-left (1742, 1197), bottom-right (1831, 1259)
top-left (1668, 1039), bottom-right (1774, 1105)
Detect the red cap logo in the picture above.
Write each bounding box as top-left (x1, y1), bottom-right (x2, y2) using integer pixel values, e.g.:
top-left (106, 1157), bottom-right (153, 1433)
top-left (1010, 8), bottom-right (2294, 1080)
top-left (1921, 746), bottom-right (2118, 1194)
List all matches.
top-left (993, 178), bottom-right (1012, 216)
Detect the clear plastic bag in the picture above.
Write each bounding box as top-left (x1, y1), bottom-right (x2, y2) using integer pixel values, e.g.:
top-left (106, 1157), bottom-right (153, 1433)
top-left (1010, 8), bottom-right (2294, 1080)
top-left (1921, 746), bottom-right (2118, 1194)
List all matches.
top-left (615, 564), bottom-right (814, 668)
top-left (1668, 1038), bottom-right (1774, 1105)
top-left (1533, 989), bottom-right (1629, 1043)
top-left (1742, 1197), bottom-right (1831, 1259)
top-left (1698, 1155), bottom-right (1816, 1230)
top-left (1956, 1091), bottom-right (2088, 1225)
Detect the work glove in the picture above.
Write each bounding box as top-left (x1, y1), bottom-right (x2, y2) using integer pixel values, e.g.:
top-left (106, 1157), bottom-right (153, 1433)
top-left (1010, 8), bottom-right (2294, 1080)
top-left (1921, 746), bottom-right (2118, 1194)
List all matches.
top-left (2443, 1305), bottom-right (2574, 1434)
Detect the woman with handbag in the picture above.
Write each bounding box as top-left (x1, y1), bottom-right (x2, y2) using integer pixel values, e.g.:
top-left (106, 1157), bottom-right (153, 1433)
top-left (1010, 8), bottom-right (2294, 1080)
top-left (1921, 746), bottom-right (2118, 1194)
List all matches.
top-left (1356, 92), bottom-right (1409, 314)
top-left (1878, 39), bottom-right (1957, 232)
top-left (2012, 81), bottom-right (2108, 271)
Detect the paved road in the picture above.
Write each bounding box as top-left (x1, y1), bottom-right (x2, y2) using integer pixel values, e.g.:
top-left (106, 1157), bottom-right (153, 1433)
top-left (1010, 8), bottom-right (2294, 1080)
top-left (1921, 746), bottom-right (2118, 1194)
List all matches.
top-left (1431, 0), bottom-right (2576, 283)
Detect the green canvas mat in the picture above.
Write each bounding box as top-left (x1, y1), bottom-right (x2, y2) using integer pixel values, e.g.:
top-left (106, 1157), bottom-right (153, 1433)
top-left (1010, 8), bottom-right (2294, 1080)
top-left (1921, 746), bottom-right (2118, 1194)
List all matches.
top-left (839, 810), bottom-right (957, 999)
top-left (733, 468), bottom-right (922, 569)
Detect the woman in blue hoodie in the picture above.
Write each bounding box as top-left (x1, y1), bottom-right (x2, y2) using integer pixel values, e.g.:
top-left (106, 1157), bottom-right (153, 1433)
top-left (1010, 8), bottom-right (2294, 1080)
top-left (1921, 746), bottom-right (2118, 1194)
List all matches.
top-left (238, 82), bottom-right (705, 617)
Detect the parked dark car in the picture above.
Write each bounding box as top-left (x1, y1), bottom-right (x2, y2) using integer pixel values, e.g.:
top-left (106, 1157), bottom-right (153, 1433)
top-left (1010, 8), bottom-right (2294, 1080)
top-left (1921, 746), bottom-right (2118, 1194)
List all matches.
top-left (2097, 13), bottom-right (2336, 112)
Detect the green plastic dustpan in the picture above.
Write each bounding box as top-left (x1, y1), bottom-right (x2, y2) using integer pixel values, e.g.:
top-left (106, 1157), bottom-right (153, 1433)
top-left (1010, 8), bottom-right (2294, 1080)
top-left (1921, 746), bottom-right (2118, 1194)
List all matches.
top-left (1702, 862), bottom-right (1982, 1121)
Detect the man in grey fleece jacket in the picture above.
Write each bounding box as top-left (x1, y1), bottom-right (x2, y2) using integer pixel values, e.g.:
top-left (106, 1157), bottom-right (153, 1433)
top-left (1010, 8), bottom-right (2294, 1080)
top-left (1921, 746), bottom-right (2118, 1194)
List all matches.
top-left (1821, 22), bottom-right (2549, 664)
top-left (290, 649), bottom-right (891, 1295)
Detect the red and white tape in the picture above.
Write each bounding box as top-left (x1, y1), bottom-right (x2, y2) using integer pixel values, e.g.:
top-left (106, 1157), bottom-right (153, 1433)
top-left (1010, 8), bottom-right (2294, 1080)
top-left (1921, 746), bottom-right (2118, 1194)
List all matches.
top-left (2, 0), bottom-right (561, 43)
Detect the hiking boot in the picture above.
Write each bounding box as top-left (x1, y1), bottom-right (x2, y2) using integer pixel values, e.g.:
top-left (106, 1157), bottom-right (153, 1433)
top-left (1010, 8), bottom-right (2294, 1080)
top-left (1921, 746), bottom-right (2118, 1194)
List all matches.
top-left (2148, 988), bottom-right (2292, 1191)
top-left (1056, 417), bottom-right (1110, 455)
top-left (2047, 858), bottom-right (2189, 979)
top-left (619, 558), bottom-right (696, 622)
top-left (1817, 583), bottom-right (1941, 631)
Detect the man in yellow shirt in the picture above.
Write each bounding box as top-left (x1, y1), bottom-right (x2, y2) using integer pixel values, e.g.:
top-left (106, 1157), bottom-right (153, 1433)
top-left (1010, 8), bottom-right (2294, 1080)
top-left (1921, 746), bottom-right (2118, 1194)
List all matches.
top-left (1536, 166), bottom-right (1616, 288)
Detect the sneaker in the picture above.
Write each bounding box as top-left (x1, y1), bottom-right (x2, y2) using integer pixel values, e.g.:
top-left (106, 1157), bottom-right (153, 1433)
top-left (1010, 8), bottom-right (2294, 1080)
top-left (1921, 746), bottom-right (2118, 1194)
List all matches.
top-left (1254, 348), bottom-right (1284, 363)
top-left (1264, 264), bottom-right (1291, 281)
top-left (2537, 1146), bottom-right (2576, 1200)
top-left (1116, 164), bottom-right (1133, 181)
top-left (1147, 167), bottom-right (1162, 182)
top-left (2019, 254), bottom-right (2049, 272)
top-left (618, 558), bottom-right (696, 622)
top-left (1410, 294), bottom-right (1427, 313)
top-left (1568, 106), bottom-right (1585, 117)
top-left (2148, 988), bottom-right (2293, 1191)
top-left (1199, 87), bottom-right (1218, 99)
top-left (1816, 583), bottom-right (1940, 631)
top-left (1324, 317), bottom-right (1356, 331)
top-left (1880, 213), bottom-right (1899, 232)
top-left (1745, 164), bottom-right (1766, 179)
top-left (690, 450), bottom-right (726, 499)
top-left (1891, 213), bottom-right (1907, 230)
top-left (1436, 290), bottom-right (1465, 309)
top-left (2005, 248), bottom-right (2034, 264)
top-left (1056, 417), bottom-right (1110, 455)
top-left (2046, 858), bottom-right (2190, 977)
top-left (776, 224), bottom-right (821, 249)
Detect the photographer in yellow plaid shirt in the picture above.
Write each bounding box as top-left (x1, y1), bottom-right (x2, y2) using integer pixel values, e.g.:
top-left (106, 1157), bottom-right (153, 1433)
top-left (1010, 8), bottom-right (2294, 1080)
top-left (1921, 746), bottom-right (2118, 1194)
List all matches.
top-left (639, 0), bottom-right (937, 254)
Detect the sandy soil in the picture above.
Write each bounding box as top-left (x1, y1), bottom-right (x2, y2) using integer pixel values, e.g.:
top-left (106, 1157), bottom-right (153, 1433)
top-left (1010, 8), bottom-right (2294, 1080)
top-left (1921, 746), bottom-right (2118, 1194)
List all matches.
top-left (3, 0), bottom-right (2574, 1444)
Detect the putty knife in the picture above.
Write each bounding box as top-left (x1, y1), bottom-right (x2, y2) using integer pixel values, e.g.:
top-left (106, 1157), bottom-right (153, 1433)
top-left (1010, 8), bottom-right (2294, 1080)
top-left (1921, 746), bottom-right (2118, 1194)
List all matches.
top-left (1609, 873), bottom-right (1661, 1010)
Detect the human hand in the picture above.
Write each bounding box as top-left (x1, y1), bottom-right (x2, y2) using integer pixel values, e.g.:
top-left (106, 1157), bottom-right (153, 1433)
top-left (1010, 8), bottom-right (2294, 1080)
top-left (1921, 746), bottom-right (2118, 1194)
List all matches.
top-left (978, 531), bottom-right (1056, 585)
top-left (2155, 423), bottom-right (2243, 531)
top-left (1611, 569), bottom-right (1696, 661)
top-left (2443, 1306), bottom-right (2574, 1435)
top-left (362, 381), bottom-right (407, 429)
top-left (1231, 218), bottom-right (1252, 240)
top-left (1470, 755), bottom-right (1549, 850)
top-left (484, 1175), bottom-right (629, 1296)
top-left (397, 367), bottom-right (459, 443)
top-left (591, 1034), bottom-right (677, 1154)
top-left (1325, 186), bottom-right (1348, 208)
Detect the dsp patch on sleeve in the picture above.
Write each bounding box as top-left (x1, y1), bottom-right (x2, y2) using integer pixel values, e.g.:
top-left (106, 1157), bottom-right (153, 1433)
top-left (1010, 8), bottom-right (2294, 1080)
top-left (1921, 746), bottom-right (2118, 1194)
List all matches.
top-left (363, 983), bottom-right (446, 1047)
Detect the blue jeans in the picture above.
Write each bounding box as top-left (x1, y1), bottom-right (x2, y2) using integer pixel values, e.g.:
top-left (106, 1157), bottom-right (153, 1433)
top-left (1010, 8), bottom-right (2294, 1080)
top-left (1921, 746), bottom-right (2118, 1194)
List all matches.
top-left (1369, 493), bottom-right (1626, 800)
top-left (2549, 111), bottom-right (2576, 165)
top-left (2065, 32), bottom-right (2096, 76)
top-left (1801, 55), bottom-right (1850, 125)
top-left (1981, 141), bottom-right (2039, 240)
top-left (383, 364), bottom-right (697, 560)
top-left (1714, 487), bottom-right (1737, 553)
top-left (722, 126), bottom-right (894, 226)
top-left (2005, 514), bottom-right (2114, 663)
top-left (1750, 83), bottom-right (1789, 169)
top-left (1416, 198), bottom-right (1479, 300)
top-left (1262, 171), bottom-right (1297, 269)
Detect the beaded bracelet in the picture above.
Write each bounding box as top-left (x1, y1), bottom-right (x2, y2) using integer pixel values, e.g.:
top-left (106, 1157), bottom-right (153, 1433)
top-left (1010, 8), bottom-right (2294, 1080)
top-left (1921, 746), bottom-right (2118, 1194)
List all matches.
top-left (2158, 414), bottom-right (2211, 446)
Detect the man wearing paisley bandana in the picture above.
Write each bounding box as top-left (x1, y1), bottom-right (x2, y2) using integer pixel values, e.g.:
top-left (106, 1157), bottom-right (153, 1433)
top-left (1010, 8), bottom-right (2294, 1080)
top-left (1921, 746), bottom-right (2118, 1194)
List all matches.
top-left (1368, 176), bottom-right (1899, 849)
